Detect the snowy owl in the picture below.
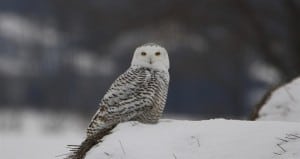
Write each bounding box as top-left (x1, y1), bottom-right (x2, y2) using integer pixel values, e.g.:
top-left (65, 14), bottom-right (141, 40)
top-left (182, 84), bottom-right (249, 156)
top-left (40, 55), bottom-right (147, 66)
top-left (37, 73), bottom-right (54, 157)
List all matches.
top-left (66, 43), bottom-right (170, 159)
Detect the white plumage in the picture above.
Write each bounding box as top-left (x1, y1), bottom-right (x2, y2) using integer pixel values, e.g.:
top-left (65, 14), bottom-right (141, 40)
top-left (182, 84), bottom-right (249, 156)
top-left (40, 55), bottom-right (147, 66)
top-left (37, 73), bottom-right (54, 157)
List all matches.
top-left (66, 43), bottom-right (170, 159)
top-left (87, 43), bottom-right (170, 135)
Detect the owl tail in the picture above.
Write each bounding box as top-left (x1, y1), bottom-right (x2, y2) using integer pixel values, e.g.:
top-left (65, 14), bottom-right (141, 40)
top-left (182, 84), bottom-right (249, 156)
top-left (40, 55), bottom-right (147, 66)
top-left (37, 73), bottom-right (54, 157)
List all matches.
top-left (65, 126), bottom-right (116, 159)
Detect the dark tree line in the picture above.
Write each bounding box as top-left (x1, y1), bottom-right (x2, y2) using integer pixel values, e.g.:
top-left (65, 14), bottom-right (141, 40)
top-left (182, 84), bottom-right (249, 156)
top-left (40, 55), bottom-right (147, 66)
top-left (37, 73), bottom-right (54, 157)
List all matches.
top-left (0, 0), bottom-right (299, 118)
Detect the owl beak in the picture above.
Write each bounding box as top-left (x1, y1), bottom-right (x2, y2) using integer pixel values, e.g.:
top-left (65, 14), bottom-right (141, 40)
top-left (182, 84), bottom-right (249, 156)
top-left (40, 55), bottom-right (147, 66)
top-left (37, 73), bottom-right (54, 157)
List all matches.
top-left (149, 58), bottom-right (153, 64)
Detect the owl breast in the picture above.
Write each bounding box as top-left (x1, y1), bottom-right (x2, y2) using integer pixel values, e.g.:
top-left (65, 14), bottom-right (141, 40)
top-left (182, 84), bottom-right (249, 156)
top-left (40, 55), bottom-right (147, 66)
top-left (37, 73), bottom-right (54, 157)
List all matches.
top-left (134, 69), bottom-right (169, 123)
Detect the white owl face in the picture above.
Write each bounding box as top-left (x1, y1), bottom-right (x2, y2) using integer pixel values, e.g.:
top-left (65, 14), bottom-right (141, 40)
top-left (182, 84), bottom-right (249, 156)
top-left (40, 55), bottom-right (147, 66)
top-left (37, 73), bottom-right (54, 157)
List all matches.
top-left (131, 43), bottom-right (169, 71)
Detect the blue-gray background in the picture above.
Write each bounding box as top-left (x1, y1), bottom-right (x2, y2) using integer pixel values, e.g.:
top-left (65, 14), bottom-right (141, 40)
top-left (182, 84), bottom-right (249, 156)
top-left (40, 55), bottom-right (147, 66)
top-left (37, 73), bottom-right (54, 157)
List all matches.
top-left (1, 0), bottom-right (300, 119)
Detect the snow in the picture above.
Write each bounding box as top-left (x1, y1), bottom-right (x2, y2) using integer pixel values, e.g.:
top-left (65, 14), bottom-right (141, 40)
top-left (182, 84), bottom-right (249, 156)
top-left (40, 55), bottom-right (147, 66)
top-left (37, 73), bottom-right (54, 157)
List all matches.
top-left (71, 51), bottom-right (116, 76)
top-left (1, 131), bottom-right (81, 159)
top-left (0, 13), bottom-right (115, 77)
top-left (0, 110), bottom-right (84, 159)
top-left (257, 77), bottom-right (300, 122)
top-left (87, 119), bottom-right (300, 159)
top-left (2, 78), bottom-right (300, 159)
top-left (0, 13), bottom-right (59, 46)
top-left (1, 111), bottom-right (300, 159)
top-left (249, 60), bottom-right (281, 84)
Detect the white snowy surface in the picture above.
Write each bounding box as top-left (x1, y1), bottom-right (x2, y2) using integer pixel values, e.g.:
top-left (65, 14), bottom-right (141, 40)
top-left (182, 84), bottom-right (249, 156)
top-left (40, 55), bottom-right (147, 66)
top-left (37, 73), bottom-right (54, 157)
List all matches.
top-left (1, 131), bottom-right (81, 159)
top-left (257, 77), bottom-right (300, 122)
top-left (0, 110), bottom-right (84, 159)
top-left (87, 119), bottom-right (300, 159)
top-left (2, 74), bottom-right (300, 159)
top-left (1, 112), bottom-right (300, 159)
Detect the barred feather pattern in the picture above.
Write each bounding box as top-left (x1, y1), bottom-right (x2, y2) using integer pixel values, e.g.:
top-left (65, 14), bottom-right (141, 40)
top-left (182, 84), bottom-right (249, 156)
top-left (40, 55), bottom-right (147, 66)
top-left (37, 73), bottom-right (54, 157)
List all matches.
top-left (65, 126), bottom-right (115, 159)
top-left (87, 66), bottom-right (169, 136)
top-left (66, 66), bottom-right (169, 159)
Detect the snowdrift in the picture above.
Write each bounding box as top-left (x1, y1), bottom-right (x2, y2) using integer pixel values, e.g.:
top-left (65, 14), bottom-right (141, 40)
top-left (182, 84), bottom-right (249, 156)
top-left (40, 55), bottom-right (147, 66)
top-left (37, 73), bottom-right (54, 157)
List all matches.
top-left (86, 119), bottom-right (300, 159)
top-left (3, 78), bottom-right (300, 159)
top-left (256, 77), bottom-right (300, 122)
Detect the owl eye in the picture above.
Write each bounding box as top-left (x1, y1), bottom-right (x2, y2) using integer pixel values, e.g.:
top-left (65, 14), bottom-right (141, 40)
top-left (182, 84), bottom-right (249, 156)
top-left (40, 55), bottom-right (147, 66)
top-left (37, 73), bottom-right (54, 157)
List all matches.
top-left (155, 52), bottom-right (161, 56)
top-left (141, 52), bottom-right (147, 56)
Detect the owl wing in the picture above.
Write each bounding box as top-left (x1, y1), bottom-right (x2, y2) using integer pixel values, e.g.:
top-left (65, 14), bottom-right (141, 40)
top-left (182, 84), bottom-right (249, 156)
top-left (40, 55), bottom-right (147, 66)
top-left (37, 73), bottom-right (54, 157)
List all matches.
top-left (87, 67), bottom-right (154, 136)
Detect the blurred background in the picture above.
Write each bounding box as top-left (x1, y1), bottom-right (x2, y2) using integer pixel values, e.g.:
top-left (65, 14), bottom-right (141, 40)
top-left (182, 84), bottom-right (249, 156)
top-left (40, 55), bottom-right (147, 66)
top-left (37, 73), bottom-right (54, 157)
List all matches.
top-left (0, 0), bottom-right (300, 158)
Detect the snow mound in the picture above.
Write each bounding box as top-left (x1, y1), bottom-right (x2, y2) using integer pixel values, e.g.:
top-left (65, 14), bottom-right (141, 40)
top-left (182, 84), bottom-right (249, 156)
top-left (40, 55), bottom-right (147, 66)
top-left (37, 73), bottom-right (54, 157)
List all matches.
top-left (257, 77), bottom-right (300, 122)
top-left (87, 119), bottom-right (300, 159)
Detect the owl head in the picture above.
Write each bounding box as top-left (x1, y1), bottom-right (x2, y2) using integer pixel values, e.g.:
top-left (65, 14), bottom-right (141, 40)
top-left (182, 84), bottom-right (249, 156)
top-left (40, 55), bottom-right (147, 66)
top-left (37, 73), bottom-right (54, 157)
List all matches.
top-left (131, 43), bottom-right (170, 71)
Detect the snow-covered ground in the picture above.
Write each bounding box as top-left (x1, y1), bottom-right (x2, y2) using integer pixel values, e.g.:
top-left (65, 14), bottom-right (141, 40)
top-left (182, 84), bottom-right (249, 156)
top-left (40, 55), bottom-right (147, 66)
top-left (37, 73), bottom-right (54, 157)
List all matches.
top-left (257, 77), bottom-right (300, 122)
top-left (85, 77), bottom-right (300, 159)
top-left (2, 77), bottom-right (300, 159)
top-left (86, 119), bottom-right (300, 159)
top-left (0, 110), bottom-right (84, 159)
top-left (1, 130), bottom-right (81, 159)
top-left (1, 113), bottom-right (300, 159)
